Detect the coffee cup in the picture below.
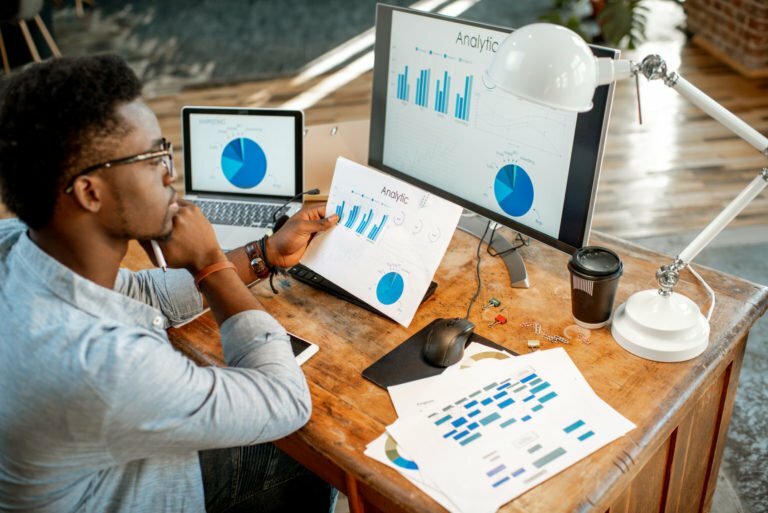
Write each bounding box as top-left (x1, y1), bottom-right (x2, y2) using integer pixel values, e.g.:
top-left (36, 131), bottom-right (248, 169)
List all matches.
top-left (568, 246), bottom-right (623, 329)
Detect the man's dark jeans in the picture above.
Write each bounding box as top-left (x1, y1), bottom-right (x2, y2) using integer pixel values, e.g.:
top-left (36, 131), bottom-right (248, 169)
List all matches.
top-left (199, 443), bottom-right (338, 513)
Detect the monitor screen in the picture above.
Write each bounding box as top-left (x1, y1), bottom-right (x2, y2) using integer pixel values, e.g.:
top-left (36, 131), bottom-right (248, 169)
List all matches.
top-left (369, 5), bottom-right (618, 254)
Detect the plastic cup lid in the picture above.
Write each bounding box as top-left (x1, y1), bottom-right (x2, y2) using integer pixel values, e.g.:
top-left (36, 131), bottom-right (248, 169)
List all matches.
top-left (570, 246), bottom-right (622, 277)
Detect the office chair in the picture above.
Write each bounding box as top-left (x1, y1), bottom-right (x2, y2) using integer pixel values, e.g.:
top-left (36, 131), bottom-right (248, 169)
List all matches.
top-left (0, 0), bottom-right (62, 73)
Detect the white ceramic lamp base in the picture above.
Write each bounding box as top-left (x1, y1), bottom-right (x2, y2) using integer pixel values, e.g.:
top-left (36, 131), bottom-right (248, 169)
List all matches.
top-left (611, 289), bottom-right (710, 362)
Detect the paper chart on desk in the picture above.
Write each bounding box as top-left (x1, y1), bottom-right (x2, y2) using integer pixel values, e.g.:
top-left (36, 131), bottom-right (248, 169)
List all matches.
top-left (364, 433), bottom-right (463, 513)
top-left (386, 348), bottom-right (636, 513)
top-left (300, 157), bottom-right (462, 327)
top-left (388, 342), bottom-right (514, 418)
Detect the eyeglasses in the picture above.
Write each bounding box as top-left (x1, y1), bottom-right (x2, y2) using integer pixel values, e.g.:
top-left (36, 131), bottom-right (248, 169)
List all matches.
top-left (64, 138), bottom-right (175, 194)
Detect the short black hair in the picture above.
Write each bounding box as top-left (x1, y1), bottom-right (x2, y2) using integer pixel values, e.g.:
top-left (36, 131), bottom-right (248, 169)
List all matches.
top-left (0, 54), bottom-right (142, 228)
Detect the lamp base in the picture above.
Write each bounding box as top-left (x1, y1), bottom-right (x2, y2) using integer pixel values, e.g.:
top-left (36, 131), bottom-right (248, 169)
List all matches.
top-left (611, 289), bottom-right (710, 362)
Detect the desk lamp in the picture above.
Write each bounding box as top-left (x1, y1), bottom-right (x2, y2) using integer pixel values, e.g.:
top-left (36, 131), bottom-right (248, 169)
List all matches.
top-left (484, 23), bottom-right (768, 362)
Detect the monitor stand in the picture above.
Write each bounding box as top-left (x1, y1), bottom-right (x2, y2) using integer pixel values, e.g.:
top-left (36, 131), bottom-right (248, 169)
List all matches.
top-left (457, 213), bottom-right (530, 289)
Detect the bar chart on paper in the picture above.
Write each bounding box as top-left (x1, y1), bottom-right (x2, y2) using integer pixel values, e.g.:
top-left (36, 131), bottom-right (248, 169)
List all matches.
top-left (335, 199), bottom-right (390, 243)
top-left (300, 158), bottom-right (462, 327)
top-left (424, 365), bottom-right (605, 493)
top-left (386, 349), bottom-right (636, 513)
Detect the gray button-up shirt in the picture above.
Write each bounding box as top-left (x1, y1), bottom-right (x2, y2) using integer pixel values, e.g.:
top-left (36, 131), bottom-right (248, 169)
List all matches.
top-left (0, 219), bottom-right (311, 512)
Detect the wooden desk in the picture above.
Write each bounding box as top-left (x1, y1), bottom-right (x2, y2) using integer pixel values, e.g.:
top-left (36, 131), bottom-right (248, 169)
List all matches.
top-left (126, 229), bottom-right (768, 513)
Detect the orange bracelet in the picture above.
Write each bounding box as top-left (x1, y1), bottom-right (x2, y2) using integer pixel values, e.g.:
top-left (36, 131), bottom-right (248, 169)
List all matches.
top-left (194, 261), bottom-right (237, 288)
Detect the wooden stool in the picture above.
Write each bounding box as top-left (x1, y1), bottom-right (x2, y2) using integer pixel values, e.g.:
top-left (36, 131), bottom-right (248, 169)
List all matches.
top-left (0, 0), bottom-right (62, 73)
top-left (75, 0), bottom-right (95, 19)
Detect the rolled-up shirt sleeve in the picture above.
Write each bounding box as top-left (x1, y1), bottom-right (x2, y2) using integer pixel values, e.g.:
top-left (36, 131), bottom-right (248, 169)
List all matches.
top-left (114, 268), bottom-right (203, 327)
top-left (89, 310), bottom-right (311, 462)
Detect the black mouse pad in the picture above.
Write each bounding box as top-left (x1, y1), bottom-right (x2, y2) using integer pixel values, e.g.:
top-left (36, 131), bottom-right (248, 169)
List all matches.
top-left (362, 319), bottom-right (517, 389)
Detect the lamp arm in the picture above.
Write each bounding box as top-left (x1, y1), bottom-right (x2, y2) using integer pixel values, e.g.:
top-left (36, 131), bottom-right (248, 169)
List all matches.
top-left (635, 55), bottom-right (768, 295)
top-left (677, 170), bottom-right (768, 266)
top-left (638, 55), bottom-right (768, 154)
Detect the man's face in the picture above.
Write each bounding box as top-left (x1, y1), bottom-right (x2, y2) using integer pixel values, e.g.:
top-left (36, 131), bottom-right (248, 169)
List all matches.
top-left (98, 100), bottom-right (178, 242)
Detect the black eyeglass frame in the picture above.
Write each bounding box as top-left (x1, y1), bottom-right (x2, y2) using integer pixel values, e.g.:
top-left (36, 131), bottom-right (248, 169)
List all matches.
top-left (63, 139), bottom-right (175, 194)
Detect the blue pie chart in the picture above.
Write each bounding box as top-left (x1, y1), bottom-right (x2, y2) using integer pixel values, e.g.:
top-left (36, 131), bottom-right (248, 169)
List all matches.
top-left (221, 137), bottom-right (267, 189)
top-left (494, 164), bottom-right (534, 217)
top-left (376, 272), bottom-right (404, 305)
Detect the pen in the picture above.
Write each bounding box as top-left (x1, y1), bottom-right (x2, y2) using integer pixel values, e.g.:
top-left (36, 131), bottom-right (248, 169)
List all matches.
top-left (150, 240), bottom-right (167, 272)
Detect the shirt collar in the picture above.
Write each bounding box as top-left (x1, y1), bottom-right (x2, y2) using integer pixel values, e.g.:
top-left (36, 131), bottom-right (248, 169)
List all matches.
top-left (14, 231), bottom-right (167, 331)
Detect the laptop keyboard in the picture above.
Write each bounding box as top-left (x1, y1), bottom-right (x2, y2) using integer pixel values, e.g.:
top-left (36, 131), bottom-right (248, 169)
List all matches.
top-left (190, 199), bottom-right (281, 228)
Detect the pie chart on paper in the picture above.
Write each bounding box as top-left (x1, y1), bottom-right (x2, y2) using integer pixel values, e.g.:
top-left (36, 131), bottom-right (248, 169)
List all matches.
top-left (494, 164), bottom-right (534, 217)
top-left (376, 272), bottom-right (405, 305)
top-left (221, 137), bottom-right (267, 189)
top-left (384, 435), bottom-right (418, 470)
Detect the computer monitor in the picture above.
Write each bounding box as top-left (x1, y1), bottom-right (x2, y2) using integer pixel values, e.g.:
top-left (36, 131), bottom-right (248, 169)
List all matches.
top-left (369, 5), bottom-right (619, 255)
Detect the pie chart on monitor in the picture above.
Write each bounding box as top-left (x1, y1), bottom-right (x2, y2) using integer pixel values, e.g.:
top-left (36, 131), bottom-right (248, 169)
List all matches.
top-left (494, 164), bottom-right (534, 217)
top-left (221, 137), bottom-right (267, 189)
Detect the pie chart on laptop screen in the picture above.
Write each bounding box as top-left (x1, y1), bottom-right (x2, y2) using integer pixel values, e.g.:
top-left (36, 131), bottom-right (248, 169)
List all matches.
top-left (221, 137), bottom-right (267, 188)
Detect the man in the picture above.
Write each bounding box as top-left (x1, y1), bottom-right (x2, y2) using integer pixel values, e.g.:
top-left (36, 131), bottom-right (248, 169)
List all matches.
top-left (0, 55), bottom-right (339, 512)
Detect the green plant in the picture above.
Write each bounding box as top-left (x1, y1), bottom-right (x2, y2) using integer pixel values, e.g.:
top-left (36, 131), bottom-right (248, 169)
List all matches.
top-left (598, 0), bottom-right (650, 50)
top-left (540, 0), bottom-right (651, 50)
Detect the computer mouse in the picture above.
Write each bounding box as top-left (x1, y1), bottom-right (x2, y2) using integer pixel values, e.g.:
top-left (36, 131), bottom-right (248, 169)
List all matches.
top-left (422, 318), bottom-right (475, 368)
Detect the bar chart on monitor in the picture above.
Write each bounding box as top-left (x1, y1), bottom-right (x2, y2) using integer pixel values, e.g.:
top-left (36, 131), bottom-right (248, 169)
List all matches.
top-left (392, 47), bottom-right (475, 124)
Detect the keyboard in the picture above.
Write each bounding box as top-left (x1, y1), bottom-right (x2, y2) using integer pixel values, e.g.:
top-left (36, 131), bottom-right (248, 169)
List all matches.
top-left (191, 199), bottom-right (281, 228)
top-left (288, 264), bottom-right (437, 318)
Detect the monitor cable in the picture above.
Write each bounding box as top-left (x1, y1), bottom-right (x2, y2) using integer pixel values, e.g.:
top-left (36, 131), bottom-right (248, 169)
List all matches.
top-left (486, 224), bottom-right (530, 258)
top-left (272, 188), bottom-right (321, 232)
top-left (464, 220), bottom-right (491, 320)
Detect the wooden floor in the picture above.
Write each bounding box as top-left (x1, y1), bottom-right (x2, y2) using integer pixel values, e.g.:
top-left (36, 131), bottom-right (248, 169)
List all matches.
top-left (2, 15), bottom-right (767, 241)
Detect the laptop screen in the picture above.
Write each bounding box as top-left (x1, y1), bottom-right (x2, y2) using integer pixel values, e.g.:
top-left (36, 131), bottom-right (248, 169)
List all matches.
top-left (182, 107), bottom-right (303, 200)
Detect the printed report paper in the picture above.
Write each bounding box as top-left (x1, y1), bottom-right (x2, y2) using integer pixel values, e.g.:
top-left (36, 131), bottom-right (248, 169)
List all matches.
top-left (386, 348), bottom-right (636, 513)
top-left (301, 157), bottom-right (462, 326)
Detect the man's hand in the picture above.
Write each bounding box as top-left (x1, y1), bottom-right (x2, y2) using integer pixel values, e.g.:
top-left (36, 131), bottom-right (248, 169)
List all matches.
top-left (265, 203), bottom-right (338, 268)
top-left (141, 199), bottom-right (226, 274)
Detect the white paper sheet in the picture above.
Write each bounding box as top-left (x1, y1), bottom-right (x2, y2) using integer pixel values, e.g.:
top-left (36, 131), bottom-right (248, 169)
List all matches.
top-left (300, 157), bottom-right (462, 326)
top-left (364, 433), bottom-right (463, 513)
top-left (388, 342), bottom-right (514, 418)
top-left (386, 349), bottom-right (636, 513)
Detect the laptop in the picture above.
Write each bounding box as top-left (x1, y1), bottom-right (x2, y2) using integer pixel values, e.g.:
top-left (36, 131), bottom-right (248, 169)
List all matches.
top-left (181, 106), bottom-right (304, 250)
top-left (303, 119), bottom-right (370, 201)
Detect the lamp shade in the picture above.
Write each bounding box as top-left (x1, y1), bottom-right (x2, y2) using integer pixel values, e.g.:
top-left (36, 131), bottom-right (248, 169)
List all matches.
top-left (484, 23), bottom-right (603, 112)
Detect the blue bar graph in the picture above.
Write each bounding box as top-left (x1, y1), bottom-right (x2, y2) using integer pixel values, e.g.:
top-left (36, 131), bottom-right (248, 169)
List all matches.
top-left (395, 66), bottom-right (473, 120)
top-left (337, 203), bottom-right (390, 243)
top-left (415, 68), bottom-right (431, 108)
top-left (454, 74), bottom-right (473, 121)
top-left (344, 205), bottom-right (360, 229)
top-left (396, 66), bottom-right (410, 101)
top-left (367, 215), bottom-right (388, 241)
top-left (460, 432), bottom-right (482, 446)
top-left (433, 71), bottom-right (450, 114)
top-left (356, 209), bottom-right (374, 234)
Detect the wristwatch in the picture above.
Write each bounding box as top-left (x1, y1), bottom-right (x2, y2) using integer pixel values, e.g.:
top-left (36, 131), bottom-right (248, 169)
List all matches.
top-left (244, 241), bottom-right (270, 280)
